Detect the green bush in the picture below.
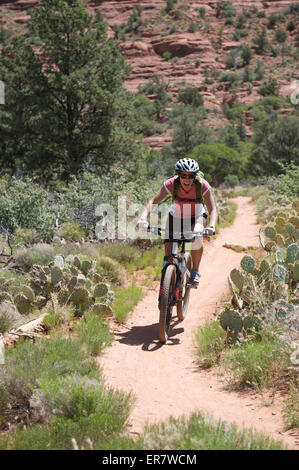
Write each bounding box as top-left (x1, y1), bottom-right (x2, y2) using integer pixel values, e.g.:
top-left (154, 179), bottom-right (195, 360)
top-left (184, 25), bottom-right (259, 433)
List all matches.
top-left (96, 256), bottom-right (125, 285)
top-left (14, 244), bottom-right (55, 272)
top-left (113, 285), bottom-right (144, 323)
top-left (221, 334), bottom-right (289, 388)
top-left (0, 177), bottom-right (57, 240)
top-left (177, 87), bottom-right (204, 107)
top-left (195, 321), bottom-right (226, 368)
top-left (140, 412), bottom-right (283, 450)
top-left (188, 143), bottom-right (246, 184)
top-left (76, 313), bottom-right (113, 355)
top-left (58, 222), bottom-right (86, 242)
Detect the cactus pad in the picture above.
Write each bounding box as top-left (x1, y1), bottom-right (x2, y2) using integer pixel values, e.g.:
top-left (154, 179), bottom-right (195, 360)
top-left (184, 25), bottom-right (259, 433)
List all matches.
top-left (259, 229), bottom-right (265, 249)
top-left (73, 256), bottom-right (81, 269)
top-left (220, 309), bottom-right (243, 333)
top-left (69, 276), bottom-right (78, 288)
top-left (14, 294), bottom-right (31, 314)
top-left (243, 315), bottom-right (261, 331)
top-left (265, 226), bottom-right (276, 239)
top-left (51, 266), bottom-right (63, 285)
top-left (285, 223), bottom-right (295, 239)
top-left (54, 255), bottom-right (64, 269)
top-left (77, 274), bottom-right (86, 285)
top-left (94, 283), bottom-right (109, 298)
top-left (57, 288), bottom-right (70, 305)
top-left (92, 303), bottom-right (113, 317)
top-left (275, 217), bottom-right (285, 227)
top-left (81, 260), bottom-right (92, 274)
top-left (22, 286), bottom-right (35, 302)
top-left (264, 241), bottom-right (276, 252)
top-left (240, 255), bottom-right (255, 274)
top-left (286, 244), bottom-right (299, 264)
top-left (70, 287), bottom-right (89, 305)
top-left (272, 264), bottom-right (287, 283)
top-left (289, 217), bottom-right (299, 229)
top-left (291, 261), bottom-right (299, 282)
top-left (276, 234), bottom-right (285, 247)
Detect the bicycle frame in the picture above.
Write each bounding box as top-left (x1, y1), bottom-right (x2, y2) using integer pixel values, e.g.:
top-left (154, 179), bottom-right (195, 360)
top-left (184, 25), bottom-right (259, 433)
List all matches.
top-left (146, 226), bottom-right (212, 300)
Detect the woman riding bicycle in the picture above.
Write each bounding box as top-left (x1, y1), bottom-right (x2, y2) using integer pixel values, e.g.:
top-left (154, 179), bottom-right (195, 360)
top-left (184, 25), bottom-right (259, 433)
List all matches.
top-left (138, 158), bottom-right (217, 287)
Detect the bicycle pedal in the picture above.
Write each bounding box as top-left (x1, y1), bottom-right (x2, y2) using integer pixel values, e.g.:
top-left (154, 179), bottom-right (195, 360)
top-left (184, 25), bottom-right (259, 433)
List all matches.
top-left (186, 281), bottom-right (199, 289)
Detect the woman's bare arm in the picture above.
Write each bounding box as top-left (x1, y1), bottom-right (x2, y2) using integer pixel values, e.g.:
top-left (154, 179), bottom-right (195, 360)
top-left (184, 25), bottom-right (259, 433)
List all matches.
top-left (140, 185), bottom-right (169, 221)
top-left (203, 189), bottom-right (217, 229)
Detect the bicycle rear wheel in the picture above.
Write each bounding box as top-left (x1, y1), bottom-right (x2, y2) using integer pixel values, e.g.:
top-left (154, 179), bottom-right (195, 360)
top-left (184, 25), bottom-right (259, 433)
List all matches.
top-left (177, 252), bottom-right (192, 321)
top-left (159, 264), bottom-right (176, 343)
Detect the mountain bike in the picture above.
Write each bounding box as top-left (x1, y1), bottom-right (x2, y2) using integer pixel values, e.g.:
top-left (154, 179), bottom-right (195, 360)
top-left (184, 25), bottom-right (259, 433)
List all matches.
top-left (147, 226), bottom-right (214, 343)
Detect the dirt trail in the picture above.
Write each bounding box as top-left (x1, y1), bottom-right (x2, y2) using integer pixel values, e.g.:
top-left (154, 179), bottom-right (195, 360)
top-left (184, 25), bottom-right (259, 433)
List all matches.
top-left (98, 197), bottom-right (299, 449)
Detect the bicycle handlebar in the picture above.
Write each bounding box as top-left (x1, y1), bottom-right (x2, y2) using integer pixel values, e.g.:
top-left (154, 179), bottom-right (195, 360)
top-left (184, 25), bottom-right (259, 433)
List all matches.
top-left (147, 226), bottom-right (215, 238)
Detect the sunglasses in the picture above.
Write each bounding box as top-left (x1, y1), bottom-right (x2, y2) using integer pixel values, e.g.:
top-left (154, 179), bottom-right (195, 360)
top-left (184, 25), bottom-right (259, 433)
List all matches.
top-left (179, 173), bottom-right (196, 180)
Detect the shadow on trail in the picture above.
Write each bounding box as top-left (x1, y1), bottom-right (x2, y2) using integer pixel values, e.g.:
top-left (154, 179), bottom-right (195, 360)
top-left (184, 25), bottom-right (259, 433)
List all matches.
top-left (114, 320), bottom-right (184, 352)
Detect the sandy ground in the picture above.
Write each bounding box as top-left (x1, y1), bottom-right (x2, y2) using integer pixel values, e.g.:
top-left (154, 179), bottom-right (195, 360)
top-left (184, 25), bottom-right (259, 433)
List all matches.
top-left (98, 197), bottom-right (299, 449)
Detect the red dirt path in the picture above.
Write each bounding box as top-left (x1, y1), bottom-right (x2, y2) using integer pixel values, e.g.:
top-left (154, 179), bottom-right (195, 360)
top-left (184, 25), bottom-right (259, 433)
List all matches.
top-left (98, 197), bottom-right (299, 449)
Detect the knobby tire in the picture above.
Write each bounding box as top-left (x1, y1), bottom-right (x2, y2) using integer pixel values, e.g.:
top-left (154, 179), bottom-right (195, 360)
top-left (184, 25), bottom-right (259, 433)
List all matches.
top-left (177, 252), bottom-right (192, 321)
top-left (159, 264), bottom-right (176, 343)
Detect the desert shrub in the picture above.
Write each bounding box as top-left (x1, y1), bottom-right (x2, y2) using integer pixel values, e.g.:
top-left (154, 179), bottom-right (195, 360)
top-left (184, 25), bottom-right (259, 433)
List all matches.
top-left (76, 313), bottom-right (113, 355)
top-left (98, 243), bottom-right (139, 265)
top-left (195, 321), bottom-right (226, 368)
top-left (221, 334), bottom-right (289, 388)
top-left (283, 382), bottom-right (299, 429)
top-left (14, 244), bottom-right (55, 272)
top-left (57, 222), bottom-right (87, 242)
top-left (177, 87), bottom-right (204, 107)
top-left (113, 285), bottom-right (144, 323)
top-left (0, 302), bottom-right (20, 333)
top-left (0, 337), bottom-right (132, 449)
top-left (96, 257), bottom-right (125, 285)
top-left (0, 177), bottom-right (57, 240)
top-left (188, 143), bottom-right (246, 183)
top-left (141, 412), bottom-right (283, 450)
top-left (266, 164), bottom-right (299, 198)
top-left (258, 78), bottom-right (279, 96)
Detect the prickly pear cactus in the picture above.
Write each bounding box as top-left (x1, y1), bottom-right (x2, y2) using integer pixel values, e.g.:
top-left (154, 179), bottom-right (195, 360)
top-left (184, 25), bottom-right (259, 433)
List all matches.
top-left (289, 217), bottom-right (299, 229)
top-left (264, 241), bottom-right (276, 252)
top-left (219, 309), bottom-right (243, 333)
top-left (265, 226), bottom-right (276, 239)
top-left (22, 286), bottom-right (35, 303)
top-left (259, 229), bottom-right (265, 250)
top-left (285, 223), bottom-right (295, 239)
top-left (286, 244), bottom-right (299, 264)
top-left (54, 255), bottom-right (64, 269)
top-left (230, 269), bottom-right (245, 292)
top-left (81, 260), bottom-right (92, 275)
top-left (272, 264), bottom-right (288, 283)
top-left (94, 283), bottom-right (109, 298)
top-left (14, 294), bottom-right (32, 314)
top-left (92, 303), bottom-right (113, 317)
top-left (57, 287), bottom-right (70, 305)
top-left (70, 287), bottom-right (90, 306)
top-left (240, 255), bottom-right (255, 274)
top-left (51, 266), bottom-right (63, 285)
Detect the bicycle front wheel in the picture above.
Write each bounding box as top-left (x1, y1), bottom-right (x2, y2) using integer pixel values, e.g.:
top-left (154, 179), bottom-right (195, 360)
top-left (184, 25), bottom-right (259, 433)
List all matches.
top-left (177, 252), bottom-right (192, 321)
top-left (159, 264), bottom-right (176, 343)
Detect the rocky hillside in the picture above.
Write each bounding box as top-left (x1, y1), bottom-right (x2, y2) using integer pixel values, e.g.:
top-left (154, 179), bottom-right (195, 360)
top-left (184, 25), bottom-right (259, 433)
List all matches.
top-left (1, 0), bottom-right (298, 147)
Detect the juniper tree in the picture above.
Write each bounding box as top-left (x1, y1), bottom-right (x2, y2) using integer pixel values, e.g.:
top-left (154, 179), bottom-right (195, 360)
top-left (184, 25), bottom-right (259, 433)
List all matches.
top-left (0, 0), bottom-right (135, 179)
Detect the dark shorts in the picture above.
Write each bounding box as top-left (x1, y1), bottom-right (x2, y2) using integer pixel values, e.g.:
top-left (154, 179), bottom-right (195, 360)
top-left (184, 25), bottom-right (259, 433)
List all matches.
top-left (164, 214), bottom-right (196, 243)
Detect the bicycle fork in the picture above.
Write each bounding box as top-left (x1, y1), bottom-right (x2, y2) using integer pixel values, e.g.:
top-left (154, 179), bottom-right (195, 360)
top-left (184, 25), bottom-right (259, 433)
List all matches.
top-left (158, 258), bottom-right (182, 308)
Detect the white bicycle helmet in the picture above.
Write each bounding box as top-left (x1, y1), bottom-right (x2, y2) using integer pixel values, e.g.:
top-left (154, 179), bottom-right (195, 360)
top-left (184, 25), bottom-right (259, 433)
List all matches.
top-left (175, 158), bottom-right (199, 174)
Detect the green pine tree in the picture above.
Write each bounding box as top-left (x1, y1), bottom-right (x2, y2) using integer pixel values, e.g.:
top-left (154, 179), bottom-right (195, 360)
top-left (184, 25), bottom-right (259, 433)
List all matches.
top-left (0, 0), bottom-right (134, 179)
